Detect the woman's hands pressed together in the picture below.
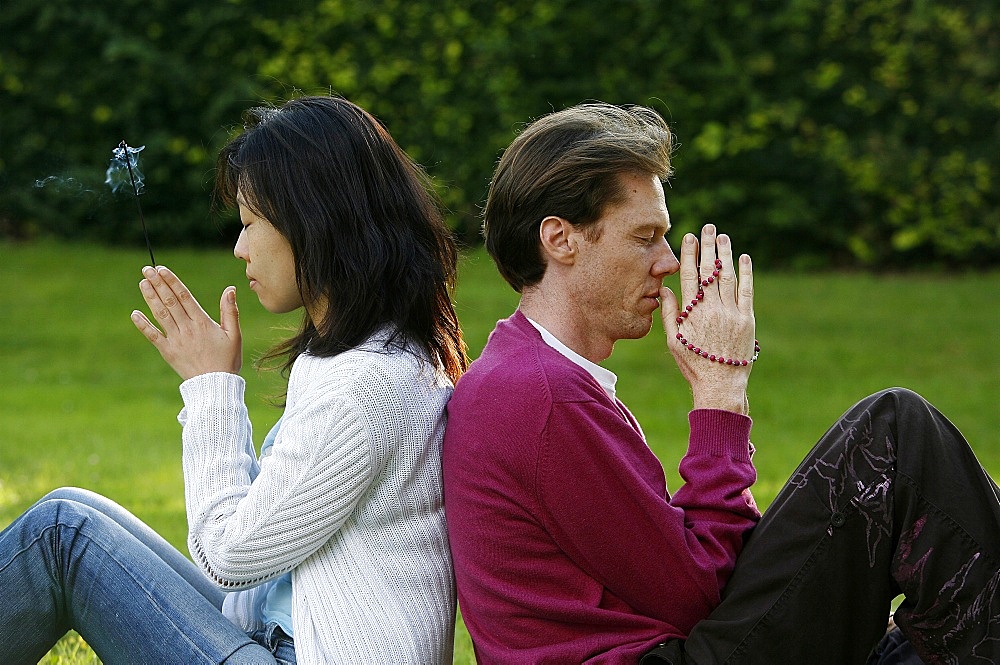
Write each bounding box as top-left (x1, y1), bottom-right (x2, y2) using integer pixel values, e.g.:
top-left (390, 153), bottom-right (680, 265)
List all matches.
top-left (660, 224), bottom-right (756, 414)
top-left (131, 266), bottom-right (243, 381)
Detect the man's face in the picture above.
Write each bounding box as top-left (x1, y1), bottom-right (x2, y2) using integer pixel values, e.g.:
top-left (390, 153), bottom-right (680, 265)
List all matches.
top-left (567, 172), bottom-right (679, 354)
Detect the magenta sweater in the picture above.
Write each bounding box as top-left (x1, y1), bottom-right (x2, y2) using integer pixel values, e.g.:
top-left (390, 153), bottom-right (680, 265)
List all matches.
top-left (443, 311), bottom-right (761, 664)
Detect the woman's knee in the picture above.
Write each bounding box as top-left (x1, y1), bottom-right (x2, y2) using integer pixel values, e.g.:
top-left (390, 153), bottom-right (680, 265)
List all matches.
top-left (36, 487), bottom-right (131, 520)
top-left (39, 487), bottom-right (99, 505)
top-left (28, 488), bottom-right (130, 532)
top-left (18, 492), bottom-right (94, 535)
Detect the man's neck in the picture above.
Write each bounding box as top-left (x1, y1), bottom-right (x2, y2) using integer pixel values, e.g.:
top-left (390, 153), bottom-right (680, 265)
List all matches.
top-left (523, 315), bottom-right (618, 400)
top-left (519, 289), bottom-right (614, 363)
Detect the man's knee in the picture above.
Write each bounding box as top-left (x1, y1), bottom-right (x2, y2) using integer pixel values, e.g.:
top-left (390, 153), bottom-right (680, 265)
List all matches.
top-left (852, 387), bottom-right (934, 427)
top-left (867, 387), bottom-right (927, 409)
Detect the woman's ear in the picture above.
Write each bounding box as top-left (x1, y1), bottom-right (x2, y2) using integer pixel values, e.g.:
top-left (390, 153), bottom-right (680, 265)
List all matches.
top-left (538, 216), bottom-right (577, 266)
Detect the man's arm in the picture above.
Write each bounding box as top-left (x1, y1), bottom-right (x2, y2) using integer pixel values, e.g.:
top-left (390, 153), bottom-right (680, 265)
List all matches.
top-left (537, 397), bottom-right (758, 629)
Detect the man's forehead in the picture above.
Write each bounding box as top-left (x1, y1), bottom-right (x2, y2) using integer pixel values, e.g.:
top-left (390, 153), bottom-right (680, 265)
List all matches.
top-left (607, 177), bottom-right (670, 225)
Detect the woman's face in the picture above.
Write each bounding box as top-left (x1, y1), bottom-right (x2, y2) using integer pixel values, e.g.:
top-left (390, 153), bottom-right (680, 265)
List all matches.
top-left (233, 189), bottom-right (304, 315)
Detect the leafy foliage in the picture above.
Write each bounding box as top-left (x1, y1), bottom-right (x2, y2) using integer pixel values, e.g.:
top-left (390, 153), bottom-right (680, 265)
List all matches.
top-left (0, 0), bottom-right (279, 245)
top-left (2, 0), bottom-right (997, 266)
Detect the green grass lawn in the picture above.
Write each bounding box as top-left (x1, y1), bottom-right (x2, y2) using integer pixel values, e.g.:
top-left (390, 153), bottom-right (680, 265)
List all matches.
top-left (2, 240), bottom-right (998, 663)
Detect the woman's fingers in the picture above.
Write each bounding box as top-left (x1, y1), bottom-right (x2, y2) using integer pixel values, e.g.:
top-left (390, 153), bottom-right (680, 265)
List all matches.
top-left (139, 266), bottom-right (211, 332)
top-left (155, 267), bottom-right (206, 321)
top-left (130, 309), bottom-right (164, 348)
top-left (139, 268), bottom-right (181, 334)
top-left (218, 286), bottom-right (242, 343)
top-left (132, 270), bottom-right (243, 380)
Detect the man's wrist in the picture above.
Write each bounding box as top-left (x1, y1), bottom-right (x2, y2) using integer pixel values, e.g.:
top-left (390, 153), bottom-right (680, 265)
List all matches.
top-left (691, 382), bottom-right (749, 415)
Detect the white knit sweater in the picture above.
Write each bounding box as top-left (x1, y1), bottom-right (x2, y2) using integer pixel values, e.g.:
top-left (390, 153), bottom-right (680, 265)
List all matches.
top-left (176, 332), bottom-right (456, 663)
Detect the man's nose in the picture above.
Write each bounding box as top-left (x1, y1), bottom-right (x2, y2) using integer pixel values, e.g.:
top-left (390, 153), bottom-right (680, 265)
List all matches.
top-left (653, 240), bottom-right (680, 278)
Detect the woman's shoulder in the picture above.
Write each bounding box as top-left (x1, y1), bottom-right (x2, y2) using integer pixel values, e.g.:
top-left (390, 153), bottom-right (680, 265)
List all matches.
top-left (288, 332), bottom-right (450, 452)
top-left (289, 332), bottom-right (446, 403)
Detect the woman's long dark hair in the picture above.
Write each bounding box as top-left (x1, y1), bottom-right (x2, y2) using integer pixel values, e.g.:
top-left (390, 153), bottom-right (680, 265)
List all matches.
top-left (215, 96), bottom-right (467, 383)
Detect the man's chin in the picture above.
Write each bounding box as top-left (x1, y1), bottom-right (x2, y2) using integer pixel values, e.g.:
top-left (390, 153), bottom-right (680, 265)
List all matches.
top-left (621, 317), bottom-right (654, 341)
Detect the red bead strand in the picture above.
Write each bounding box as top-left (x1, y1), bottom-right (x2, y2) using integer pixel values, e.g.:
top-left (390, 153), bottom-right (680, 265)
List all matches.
top-left (674, 259), bottom-right (760, 366)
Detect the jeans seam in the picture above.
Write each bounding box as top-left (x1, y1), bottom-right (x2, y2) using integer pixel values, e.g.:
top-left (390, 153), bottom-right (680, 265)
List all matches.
top-left (38, 511), bottom-right (223, 661)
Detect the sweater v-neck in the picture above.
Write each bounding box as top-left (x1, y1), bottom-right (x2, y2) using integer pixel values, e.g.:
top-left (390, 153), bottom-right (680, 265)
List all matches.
top-left (523, 314), bottom-right (618, 401)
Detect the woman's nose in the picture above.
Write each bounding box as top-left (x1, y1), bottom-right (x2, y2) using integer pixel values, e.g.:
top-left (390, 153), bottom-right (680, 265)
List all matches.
top-left (233, 228), bottom-right (248, 261)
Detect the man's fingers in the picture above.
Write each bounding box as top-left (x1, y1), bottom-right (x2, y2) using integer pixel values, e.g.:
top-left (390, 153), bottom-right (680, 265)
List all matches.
top-left (716, 234), bottom-right (738, 305)
top-left (678, 233), bottom-right (700, 305)
top-left (659, 286), bottom-right (679, 337)
top-left (737, 254), bottom-right (754, 314)
top-left (699, 224), bottom-right (718, 290)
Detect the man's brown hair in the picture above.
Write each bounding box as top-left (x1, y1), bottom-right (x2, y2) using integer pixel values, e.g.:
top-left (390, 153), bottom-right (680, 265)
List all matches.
top-left (483, 102), bottom-right (674, 292)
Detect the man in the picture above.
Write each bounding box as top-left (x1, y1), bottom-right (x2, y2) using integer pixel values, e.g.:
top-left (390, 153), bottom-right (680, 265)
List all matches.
top-left (443, 102), bottom-right (1000, 664)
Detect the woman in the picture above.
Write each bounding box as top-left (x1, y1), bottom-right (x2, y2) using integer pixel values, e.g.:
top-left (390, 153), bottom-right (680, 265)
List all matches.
top-left (0, 96), bottom-right (466, 663)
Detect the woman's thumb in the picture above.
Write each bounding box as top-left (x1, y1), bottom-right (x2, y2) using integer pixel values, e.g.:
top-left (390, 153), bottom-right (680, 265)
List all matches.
top-left (220, 286), bottom-right (240, 335)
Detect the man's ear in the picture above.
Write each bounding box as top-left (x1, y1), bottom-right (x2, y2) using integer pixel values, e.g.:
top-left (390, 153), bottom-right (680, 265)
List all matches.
top-left (539, 216), bottom-right (577, 266)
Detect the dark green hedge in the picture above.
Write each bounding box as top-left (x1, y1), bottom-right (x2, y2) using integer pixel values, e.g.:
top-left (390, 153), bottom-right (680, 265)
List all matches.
top-left (2, 0), bottom-right (997, 267)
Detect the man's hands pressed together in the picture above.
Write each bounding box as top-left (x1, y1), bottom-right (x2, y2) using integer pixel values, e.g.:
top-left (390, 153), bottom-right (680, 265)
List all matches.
top-left (661, 224), bottom-right (756, 414)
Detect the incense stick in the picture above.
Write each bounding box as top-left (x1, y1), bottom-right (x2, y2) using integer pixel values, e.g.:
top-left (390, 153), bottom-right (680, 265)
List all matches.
top-left (120, 140), bottom-right (156, 266)
top-left (107, 140), bottom-right (156, 266)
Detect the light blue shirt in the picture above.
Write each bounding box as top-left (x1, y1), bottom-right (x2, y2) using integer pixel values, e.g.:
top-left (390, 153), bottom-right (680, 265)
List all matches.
top-left (258, 418), bottom-right (294, 637)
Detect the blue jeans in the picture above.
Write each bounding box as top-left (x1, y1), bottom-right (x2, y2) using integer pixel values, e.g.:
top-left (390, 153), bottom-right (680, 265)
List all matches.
top-left (250, 623), bottom-right (297, 665)
top-left (0, 487), bottom-right (282, 664)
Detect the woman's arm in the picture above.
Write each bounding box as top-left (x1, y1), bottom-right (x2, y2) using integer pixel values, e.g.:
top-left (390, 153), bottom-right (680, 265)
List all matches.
top-left (179, 357), bottom-right (379, 589)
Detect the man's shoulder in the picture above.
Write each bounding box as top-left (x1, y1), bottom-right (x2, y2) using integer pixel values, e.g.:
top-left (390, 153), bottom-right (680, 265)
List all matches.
top-left (454, 313), bottom-right (601, 408)
top-left (451, 315), bottom-right (543, 409)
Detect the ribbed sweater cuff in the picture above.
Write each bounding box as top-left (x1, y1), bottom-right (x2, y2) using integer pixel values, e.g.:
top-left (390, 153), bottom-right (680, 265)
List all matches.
top-left (179, 372), bottom-right (246, 411)
top-left (688, 409), bottom-right (754, 462)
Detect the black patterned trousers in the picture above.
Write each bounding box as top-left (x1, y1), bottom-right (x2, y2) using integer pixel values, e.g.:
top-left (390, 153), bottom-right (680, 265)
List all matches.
top-left (643, 388), bottom-right (1000, 665)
